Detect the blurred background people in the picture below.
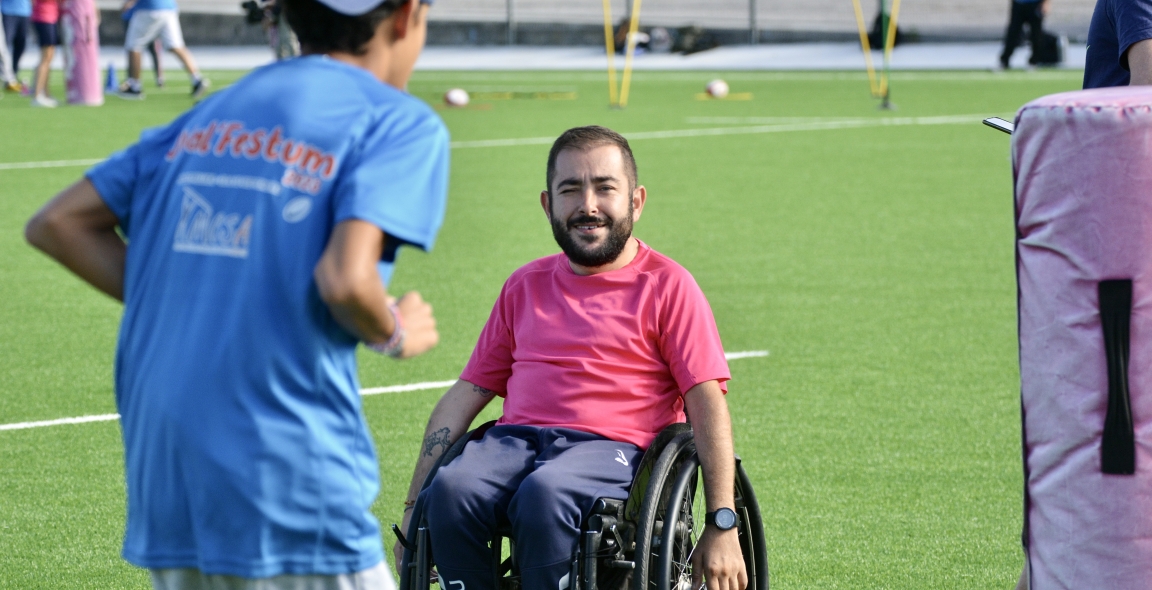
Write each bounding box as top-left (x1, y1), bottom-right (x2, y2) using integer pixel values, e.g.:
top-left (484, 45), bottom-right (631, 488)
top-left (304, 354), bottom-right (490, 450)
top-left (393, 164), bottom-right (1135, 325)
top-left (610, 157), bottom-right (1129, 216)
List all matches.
top-left (61, 0), bottom-right (103, 105)
top-left (2, 0), bottom-right (30, 93)
top-left (1000, 0), bottom-right (1050, 69)
top-left (0, 13), bottom-right (17, 92)
top-left (29, 0), bottom-right (58, 106)
top-left (124, 2), bottom-right (166, 86)
top-left (117, 0), bottom-right (205, 99)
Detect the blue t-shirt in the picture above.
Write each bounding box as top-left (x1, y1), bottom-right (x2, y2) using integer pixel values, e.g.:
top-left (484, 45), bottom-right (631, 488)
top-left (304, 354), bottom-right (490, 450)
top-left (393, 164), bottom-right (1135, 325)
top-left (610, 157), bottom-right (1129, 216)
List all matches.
top-left (86, 56), bottom-right (449, 577)
top-left (1084, 0), bottom-right (1152, 87)
top-left (1, 0), bottom-right (32, 17)
top-left (132, 0), bottom-right (178, 11)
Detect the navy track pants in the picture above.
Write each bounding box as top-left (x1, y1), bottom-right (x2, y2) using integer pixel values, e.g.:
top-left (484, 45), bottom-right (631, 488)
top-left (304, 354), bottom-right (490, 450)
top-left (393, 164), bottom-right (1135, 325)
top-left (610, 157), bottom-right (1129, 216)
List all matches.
top-left (421, 424), bottom-right (642, 590)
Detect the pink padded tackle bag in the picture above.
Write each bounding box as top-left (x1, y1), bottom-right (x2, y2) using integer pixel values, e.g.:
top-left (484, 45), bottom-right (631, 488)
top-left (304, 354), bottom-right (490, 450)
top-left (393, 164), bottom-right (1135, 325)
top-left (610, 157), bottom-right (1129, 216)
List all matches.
top-left (1014, 87), bottom-right (1152, 589)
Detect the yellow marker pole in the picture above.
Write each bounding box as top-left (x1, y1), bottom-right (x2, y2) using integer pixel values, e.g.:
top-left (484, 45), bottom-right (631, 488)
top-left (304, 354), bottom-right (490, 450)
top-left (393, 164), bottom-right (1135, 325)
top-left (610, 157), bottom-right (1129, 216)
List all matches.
top-left (602, 0), bottom-right (619, 107)
top-left (878, 0), bottom-right (902, 98)
top-left (618, 0), bottom-right (643, 108)
top-left (851, 0), bottom-right (880, 97)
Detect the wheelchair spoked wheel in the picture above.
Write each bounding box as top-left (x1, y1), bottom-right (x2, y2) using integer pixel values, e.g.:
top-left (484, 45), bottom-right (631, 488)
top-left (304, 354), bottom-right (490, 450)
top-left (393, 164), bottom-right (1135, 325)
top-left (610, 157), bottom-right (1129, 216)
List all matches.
top-left (632, 434), bottom-right (768, 590)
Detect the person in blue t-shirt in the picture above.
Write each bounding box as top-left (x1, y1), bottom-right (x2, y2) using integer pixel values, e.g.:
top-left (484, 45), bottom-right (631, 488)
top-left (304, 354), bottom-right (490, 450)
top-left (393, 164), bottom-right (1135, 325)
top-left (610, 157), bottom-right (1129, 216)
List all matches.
top-left (1000, 0), bottom-right (1049, 70)
top-left (116, 0), bottom-right (206, 99)
top-left (1084, 0), bottom-right (1152, 87)
top-left (0, 7), bottom-right (16, 89)
top-left (1, 0), bottom-right (31, 91)
top-left (25, 0), bottom-right (445, 587)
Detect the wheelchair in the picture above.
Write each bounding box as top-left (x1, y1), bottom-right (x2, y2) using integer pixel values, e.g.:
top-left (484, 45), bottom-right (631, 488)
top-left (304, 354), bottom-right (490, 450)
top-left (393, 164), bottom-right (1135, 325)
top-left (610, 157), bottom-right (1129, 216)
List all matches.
top-left (395, 421), bottom-right (768, 590)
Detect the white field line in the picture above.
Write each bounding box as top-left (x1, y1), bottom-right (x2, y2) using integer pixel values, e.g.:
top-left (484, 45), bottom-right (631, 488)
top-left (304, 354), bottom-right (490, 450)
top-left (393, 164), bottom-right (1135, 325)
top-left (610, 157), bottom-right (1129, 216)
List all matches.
top-left (0, 351), bottom-right (770, 432)
top-left (360, 379), bottom-right (457, 396)
top-left (1, 115), bottom-right (980, 171)
top-left (0, 413), bottom-right (121, 431)
top-left (451, 115), bottom-right (980, 149)
top-left (685, 113), bottom-right (1000, 125)
top-left (724, 350), bottom-right (769, 360)
top-left (0, 158), bottom-right (106, 171)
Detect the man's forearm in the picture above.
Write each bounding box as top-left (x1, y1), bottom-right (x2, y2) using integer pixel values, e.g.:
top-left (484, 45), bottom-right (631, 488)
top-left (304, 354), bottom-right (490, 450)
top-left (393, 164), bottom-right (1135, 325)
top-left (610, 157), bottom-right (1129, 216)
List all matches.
top-left (25, 179), bottom-right (126, 302)
top-left (683, 380), bottom-right (736, 510)
top-left (401, 379), bottom-right (498, 505)
top-left (323, 279), bottom-right (395, 344)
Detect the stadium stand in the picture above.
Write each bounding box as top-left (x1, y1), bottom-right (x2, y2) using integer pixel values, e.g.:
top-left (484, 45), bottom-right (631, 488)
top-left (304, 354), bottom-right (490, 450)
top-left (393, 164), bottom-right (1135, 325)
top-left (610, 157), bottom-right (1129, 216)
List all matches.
top-left (92, 0), bottom-right (1097, 46)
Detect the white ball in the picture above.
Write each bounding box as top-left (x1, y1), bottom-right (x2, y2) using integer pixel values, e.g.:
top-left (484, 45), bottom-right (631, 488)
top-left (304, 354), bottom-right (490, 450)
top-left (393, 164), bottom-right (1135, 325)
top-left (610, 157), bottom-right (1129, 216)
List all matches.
top-left (706, 79), bottom-right (729, 99)
top-left (444, 88), bottom-right (470, 107)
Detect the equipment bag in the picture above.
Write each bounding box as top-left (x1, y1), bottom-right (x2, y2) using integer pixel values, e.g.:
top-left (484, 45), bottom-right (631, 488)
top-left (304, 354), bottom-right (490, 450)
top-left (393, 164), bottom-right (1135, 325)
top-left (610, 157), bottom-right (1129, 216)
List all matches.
top-left (1030, 31), bottom-right (1063, 66)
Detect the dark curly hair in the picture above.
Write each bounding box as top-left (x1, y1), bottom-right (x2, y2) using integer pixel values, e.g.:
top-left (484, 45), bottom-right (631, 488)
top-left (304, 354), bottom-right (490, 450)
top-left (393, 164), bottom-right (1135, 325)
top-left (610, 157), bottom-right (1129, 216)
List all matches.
top-left (282, 0), bottom-right (408, 56)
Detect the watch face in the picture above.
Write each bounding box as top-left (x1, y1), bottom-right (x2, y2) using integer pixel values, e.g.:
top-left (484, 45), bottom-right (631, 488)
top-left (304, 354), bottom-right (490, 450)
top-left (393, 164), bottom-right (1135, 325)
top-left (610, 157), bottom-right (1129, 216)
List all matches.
top-left (715, 508), bottom-right (737, 529)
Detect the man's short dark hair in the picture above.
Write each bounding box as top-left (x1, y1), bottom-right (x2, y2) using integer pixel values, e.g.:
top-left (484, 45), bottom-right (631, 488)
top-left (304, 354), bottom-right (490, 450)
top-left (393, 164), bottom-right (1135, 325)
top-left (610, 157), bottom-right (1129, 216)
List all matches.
top-left (545, 126), bottom-right (638, 194)
top-left (282, 0), bottom-right (404, 56)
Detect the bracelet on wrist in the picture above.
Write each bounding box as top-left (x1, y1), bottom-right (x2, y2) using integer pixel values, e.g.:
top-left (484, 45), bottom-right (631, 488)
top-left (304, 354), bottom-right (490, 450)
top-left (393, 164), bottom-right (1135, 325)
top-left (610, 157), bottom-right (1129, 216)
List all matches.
top-left (368, 303), bottom-right (405, 358)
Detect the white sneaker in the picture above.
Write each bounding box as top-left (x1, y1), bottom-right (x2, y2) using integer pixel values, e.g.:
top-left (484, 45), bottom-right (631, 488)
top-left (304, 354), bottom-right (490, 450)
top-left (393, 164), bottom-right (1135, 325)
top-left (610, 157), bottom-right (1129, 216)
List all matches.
top-left (31, 94), bottom-right (57, 108)
top-left (191, 76), bottom-right (210, 98)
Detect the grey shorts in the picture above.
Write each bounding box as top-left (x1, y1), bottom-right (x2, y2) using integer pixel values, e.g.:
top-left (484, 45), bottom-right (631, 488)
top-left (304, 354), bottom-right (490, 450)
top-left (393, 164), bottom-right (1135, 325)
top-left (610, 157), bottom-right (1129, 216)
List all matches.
top-left (150, 560), bottom-right (396, 590)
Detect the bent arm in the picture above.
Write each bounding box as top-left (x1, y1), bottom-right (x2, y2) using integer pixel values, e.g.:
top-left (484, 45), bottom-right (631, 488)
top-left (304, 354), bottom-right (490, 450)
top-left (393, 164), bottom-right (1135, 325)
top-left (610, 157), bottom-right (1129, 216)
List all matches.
top-left (1128, 39), bottom-right (1152, 85)
top-left (393, 379), bottom-right (497, 562)
top-left (25, 178), bottom-right (126, 302)
top-left (314, 219), bottom-right (438, 358)
top-left (314, 219), bottom-right (397, 342)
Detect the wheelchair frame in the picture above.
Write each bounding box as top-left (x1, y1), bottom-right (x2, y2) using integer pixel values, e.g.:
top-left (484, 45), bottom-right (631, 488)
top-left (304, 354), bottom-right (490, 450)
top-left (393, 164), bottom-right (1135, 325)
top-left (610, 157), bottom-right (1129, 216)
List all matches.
top-left (396, 421), bottom-right (768, 590)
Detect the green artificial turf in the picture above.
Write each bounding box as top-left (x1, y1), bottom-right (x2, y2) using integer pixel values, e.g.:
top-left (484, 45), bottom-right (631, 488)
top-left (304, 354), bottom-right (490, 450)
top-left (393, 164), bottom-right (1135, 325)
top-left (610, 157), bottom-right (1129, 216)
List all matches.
top-left (0, 67), bottom-right (1084, 588)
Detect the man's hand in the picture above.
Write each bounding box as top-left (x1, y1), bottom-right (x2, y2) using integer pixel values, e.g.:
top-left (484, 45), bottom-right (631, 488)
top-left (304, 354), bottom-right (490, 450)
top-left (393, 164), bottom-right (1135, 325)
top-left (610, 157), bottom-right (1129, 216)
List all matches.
top-left (691, 527), bottom-right (747, 590)
top-left (390, 291), bottom-right (438, 358)
top-left (392, 508), bottom-right (414, 575)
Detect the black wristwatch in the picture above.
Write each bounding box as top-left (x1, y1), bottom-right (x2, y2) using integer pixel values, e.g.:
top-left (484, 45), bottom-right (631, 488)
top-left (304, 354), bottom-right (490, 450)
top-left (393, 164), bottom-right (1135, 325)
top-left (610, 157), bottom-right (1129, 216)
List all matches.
top-left (705, 507), bottom-right (738, 531)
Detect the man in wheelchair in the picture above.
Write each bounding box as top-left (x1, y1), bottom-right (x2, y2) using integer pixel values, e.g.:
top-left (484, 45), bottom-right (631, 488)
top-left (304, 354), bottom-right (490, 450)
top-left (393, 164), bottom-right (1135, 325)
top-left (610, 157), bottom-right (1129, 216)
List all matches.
top-left (395, 126), bottom-right (747, 590)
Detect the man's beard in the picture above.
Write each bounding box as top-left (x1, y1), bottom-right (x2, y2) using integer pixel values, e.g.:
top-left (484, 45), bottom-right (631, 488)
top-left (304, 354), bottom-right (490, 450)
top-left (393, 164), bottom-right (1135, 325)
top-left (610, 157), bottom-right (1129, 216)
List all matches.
top-left (550, 203), bottom-right (634, 268)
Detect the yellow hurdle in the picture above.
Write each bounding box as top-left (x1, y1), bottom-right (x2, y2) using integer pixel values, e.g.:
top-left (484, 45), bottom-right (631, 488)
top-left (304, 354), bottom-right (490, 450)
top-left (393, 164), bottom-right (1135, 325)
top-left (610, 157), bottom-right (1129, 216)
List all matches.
top-left (850, 0), bottom-right (880, 97)
top-left (878, 0), bottom-right (902, 98)
top-left (601, 0), bottom-right (619, 106)
top-left (618, 0), bottom-right (643, 108)
top-left (851, 0), bottom-right (902, 104)
top-left (601, 0), bottom-right (643, 108)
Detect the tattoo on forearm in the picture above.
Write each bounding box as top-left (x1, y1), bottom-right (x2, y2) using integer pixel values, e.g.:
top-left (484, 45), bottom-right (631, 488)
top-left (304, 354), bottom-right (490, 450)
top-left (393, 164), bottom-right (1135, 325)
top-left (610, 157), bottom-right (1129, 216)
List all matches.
top-left (472, 384), bottom-right (497, 398)
top-left (423, 427), bottom-right (451, 457)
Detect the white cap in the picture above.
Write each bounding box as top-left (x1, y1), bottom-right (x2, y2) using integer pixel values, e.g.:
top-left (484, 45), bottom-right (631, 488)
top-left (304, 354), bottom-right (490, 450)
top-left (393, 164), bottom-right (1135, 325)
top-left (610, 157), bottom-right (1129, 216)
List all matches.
top-left (315, 0), bottom-right (418, 17)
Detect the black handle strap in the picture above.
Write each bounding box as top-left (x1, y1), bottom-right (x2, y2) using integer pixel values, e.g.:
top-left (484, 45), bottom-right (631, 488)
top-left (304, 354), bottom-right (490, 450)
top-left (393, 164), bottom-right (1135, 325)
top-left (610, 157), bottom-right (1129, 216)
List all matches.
top-left (1099, 279), bottom-right (1135, 475)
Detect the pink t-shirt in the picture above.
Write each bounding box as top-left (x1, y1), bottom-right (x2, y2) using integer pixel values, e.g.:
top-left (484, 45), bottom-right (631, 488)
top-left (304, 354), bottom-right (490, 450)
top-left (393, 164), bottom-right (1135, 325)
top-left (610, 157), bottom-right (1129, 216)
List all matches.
top-left (460, 240), bottom-right (730, 449)
top-left (31, 0), bottom-right (58, 24)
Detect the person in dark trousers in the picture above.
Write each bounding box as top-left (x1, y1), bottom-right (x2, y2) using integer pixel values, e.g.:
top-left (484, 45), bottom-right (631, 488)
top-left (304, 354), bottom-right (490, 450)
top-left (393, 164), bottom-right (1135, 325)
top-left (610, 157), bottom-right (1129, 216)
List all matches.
top-left (1000, 0), bottom-right (1050, 69)
top-left (396, 126), bottom-right (746, 590)
top-left (1, 0), bottom-right (30, 91)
